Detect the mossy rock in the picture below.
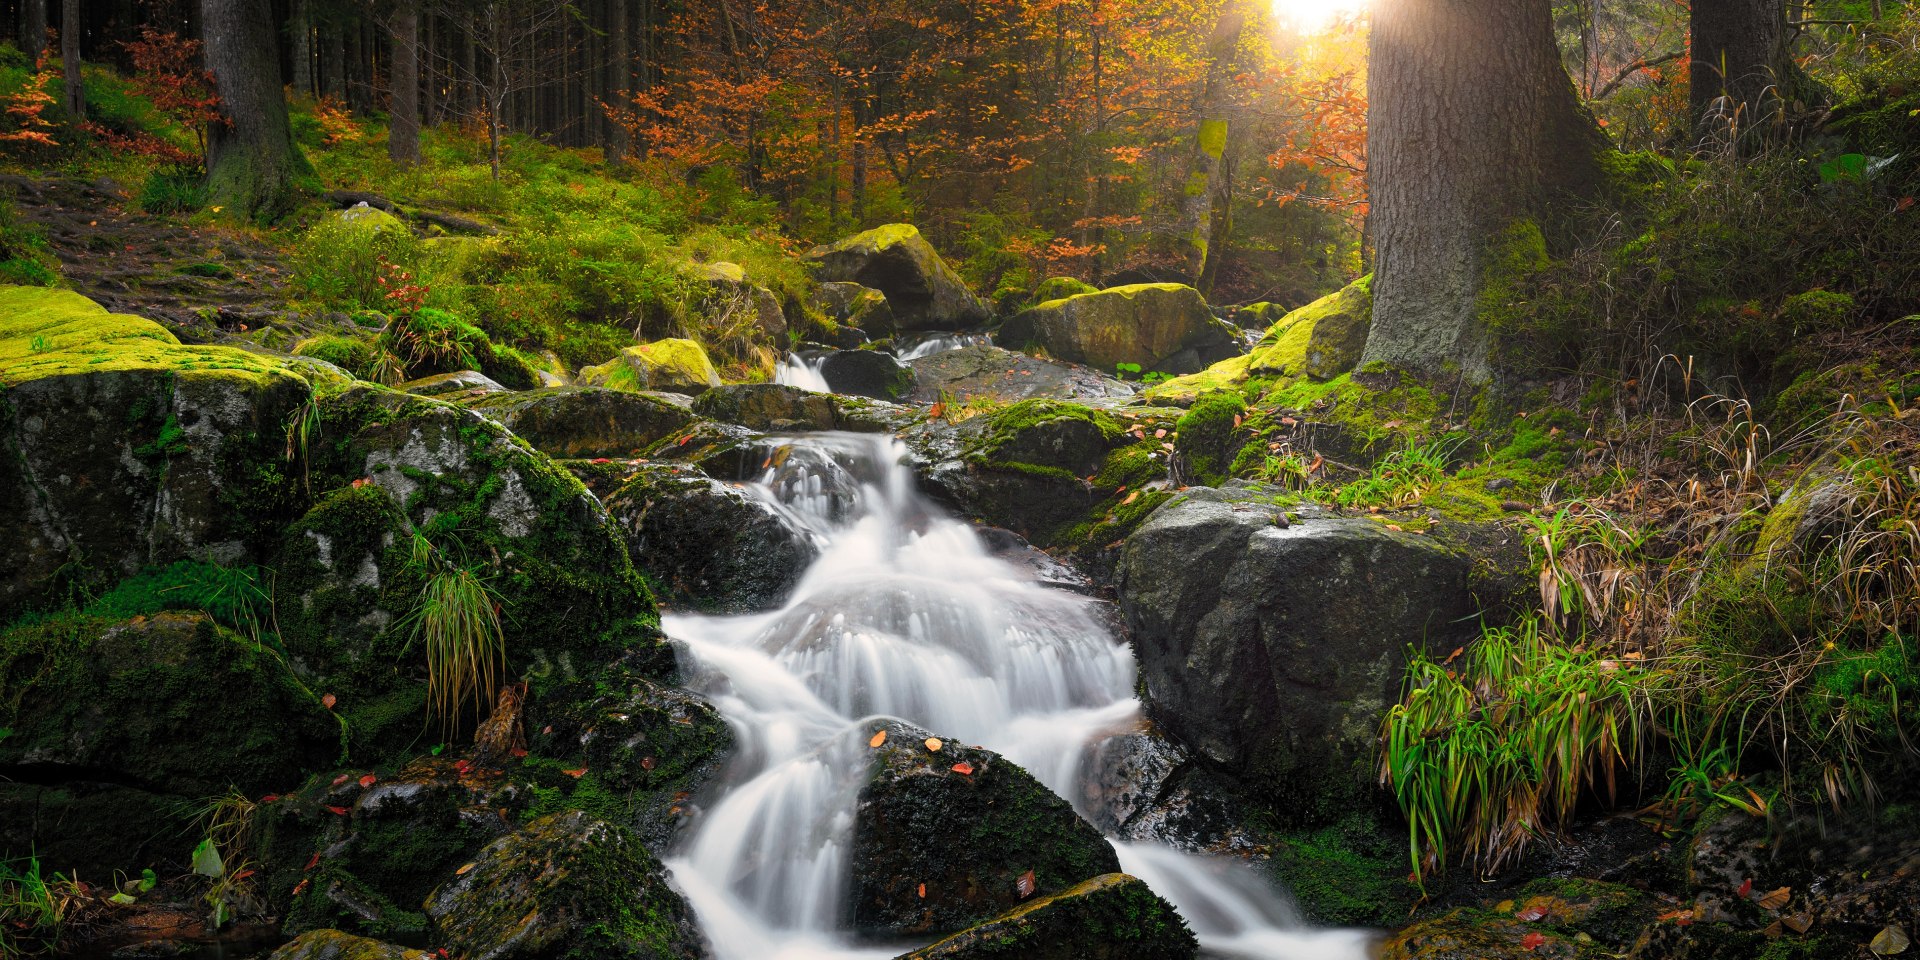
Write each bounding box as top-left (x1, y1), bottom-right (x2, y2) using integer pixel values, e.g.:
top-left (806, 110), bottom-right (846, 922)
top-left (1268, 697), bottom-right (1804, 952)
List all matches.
top-left (807, 224), bottom-right (990, 332)
top-left (1029, 276), bottom-right (1099, 307)
top-left (809, 281), bottom-right (893, 338)
top-left (1380, 908), bottom-right (1595, 959)
top-left (603, 462), bottom-right (815, 613)
top-left (995, 283), bottom-right (1241, 374)
top-left (0, 610), bottom-right (337, 798)
top-left (399, 370), bottom-right (508, 398)
top-left (691, 382), bottom-right (837, 431)
top-left (337, 205), bottom-right (410, 234)
top-left (1171, 391), bottom-right (1247, 486)
top-left (270, 930), bottom-right (433, 960)
top-left (579, 339), bottom-right (721, 395)
top-left (1246, 275), bottom-right (1372, 381)
top-left (897, 873), bottom-right (1197, 960)
top-left (0, 781), bottom-right (199, 881)
top-left (850, 720), bottom-right (1121, 937)
top-left (0, 286), bottom-right (311, 617)
top-left (820, 348), bottom-right (918, 401)
top-left (294, 335), bottom-right (379, 381)
top-left (467, 387), bottom-right (699, 460)
top-left (425, 810), bottom-right (705, 960)
top-left (1142, 354), bottom-right (1253, 405)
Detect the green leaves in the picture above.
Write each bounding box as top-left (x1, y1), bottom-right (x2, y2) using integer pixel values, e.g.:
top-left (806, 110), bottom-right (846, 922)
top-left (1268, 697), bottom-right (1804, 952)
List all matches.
top-left (191, 838), bottom-right (225, 878)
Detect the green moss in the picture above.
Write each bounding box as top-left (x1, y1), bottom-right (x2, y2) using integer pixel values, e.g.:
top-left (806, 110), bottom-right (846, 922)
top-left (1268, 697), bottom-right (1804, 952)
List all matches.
top-left (1173, 391), bottom-right (1247, 486)
top-left (1476, 219), bottom-right (1552, 355)
top-left (1143, 354), bottom-right (1253, 403)
top-left (1262, 371), bottom-right (1441, 452)
top-left (578, 339), bottom-right (720, 393)
top-left (1264, 814), bottom-right (1415, 927)
top-left (294, 335), bottom-right (379, 381)
top-left (1031, 276), bottom-right (1097, 305)
top-left (0, 286), bottom-right (295, 388)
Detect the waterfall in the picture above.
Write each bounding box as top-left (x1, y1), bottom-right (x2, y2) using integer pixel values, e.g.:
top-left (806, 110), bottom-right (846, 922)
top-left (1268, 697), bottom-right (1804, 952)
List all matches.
top-left (663, 432), bottom-right (1374, 959)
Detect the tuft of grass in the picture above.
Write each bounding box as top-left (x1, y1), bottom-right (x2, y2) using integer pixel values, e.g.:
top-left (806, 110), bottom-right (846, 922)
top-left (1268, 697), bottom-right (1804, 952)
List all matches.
top-left (400, 535), bottom-right (507, 736)
top-left (1326, 437), bottom-right (1458, 510)
top-left (0, 858), bottom-right (87, 956)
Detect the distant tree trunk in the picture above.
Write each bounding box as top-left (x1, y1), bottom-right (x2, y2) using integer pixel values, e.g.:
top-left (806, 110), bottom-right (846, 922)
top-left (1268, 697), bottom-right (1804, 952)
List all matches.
top-left (1690, 0), bottom-right (1816, 146)
top-left (1363, 0), bottom-right (1609, 381)
top-left (202, 0), bottom-right (307, 221)
top-left (322, 19), bottom-right (345, 99)
top-left (22, 0), bottom-right (46, 63)
top-left (1198, 130), bottom-right (1241, 298)
top-left (59, 0), bottom-right (82, 119)
top-left (1179, 6), bottom-right (1245, 287)
top-left (608, 0), bottom-right (629, 162)
top-left (389, 3), bottom-right (420, 165)
top-left (290, 0), bottom-right (313, 98)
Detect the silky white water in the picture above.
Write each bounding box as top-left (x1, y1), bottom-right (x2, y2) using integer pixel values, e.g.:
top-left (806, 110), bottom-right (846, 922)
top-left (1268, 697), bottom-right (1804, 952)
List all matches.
top-left (663, 432), bottom-right (1374, 959)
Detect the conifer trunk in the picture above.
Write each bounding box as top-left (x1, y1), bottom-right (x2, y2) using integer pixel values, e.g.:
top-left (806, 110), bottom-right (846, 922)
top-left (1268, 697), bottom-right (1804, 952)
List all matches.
top-left (202, 0), bottom-right (307, 221)
top-left (390, 4), bottom-right (421, 166)
top-left (59, 0), bottom-right (81, 120)
top-left (1690, 0), bottom-right (1816, 145)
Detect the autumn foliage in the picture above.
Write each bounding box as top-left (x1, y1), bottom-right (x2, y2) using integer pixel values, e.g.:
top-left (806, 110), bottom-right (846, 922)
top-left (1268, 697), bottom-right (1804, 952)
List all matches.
top-left (120, 27), bottom-right (224, 166)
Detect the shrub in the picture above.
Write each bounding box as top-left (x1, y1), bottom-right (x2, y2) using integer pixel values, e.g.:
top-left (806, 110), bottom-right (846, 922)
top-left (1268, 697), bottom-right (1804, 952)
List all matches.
top-left (290, 212), bottom-right (423, 310)
top-left (137, 165), bottom-right (206, 214)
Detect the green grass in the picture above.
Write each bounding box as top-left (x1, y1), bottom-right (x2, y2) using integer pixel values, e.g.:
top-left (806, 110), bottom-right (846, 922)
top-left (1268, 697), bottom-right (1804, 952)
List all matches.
top-left (400, 536), bottom-right (508, 735)
top-left (0, 858), bottom-right (77, 956)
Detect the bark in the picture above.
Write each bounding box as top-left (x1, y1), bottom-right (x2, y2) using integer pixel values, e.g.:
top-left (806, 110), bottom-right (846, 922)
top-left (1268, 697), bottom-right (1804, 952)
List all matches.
top-left (201, 0), bottom-right (308, 221)
top-left (290, 0), bottom-right (313, 98)
top-left (22, 0), bottom-right (46, 62)
top-left (389, 3), bottom-right (421, 166)
top-left (59, 0), bottom-right (81, 120)
top-left (322, 19), bottom-right (344, 99)
top-left (1690, 0), bottom-right (1816, 146)
top-left (1178, 6), bottom-right (1246, 285)
top-left (1363, 0), bottom-right (1609, 381)
top-left (608, 0), bottom-right (629, 162)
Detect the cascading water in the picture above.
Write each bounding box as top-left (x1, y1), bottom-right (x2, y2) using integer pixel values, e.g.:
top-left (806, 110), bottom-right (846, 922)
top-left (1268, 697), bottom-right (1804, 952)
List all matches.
top-left (774, 334), bottom-right (982, 393)
top-left (664, 432), bottom-right (1375, 960)
top-left (774, 353), bottom-right (831, 392)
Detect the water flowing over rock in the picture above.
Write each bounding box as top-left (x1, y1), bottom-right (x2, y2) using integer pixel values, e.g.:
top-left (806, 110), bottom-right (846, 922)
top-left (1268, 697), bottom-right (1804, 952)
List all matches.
top-left (426, 810), bottom-right (707, 960)
top-left (994, 283), bottom-right (1242, 374)
top-left (807, 224), bottom-right (990, 332)
top-left (1116, 487), bottom-right (1474, 826)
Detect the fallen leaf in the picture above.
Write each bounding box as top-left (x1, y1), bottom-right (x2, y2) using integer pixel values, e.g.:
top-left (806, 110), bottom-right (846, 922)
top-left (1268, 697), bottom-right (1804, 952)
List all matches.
top-left (562, 767), bottom-right (587, 778)
top-left (641, 756), bottom-right (656, 770)
top-left (331, 773), bottom-right (349, 786)
top-left (917, 883), bottom-right (927, 898)
top-left (929, 401), bottom-right (948, 419)
top-left (678, 435), bottom-right (692, 446)
top-left (1737, 878), bottom-right (1753, 898)
top-left (322, 693), bottom-right (337, 709)
top-left (1154, 428), bottom-right (1167, 438)
top-left (260, 794), bottom-right (281, 803)
top-left (1515, 904), bottom-right (1548, 922)
top-left (358, 773), bottom-right (377, 788)
top-left (1123, 490), bottom-right (1140, 505)
top-left (952, 762), bottom-right (975, 775)
top-left (1016, 869), bottom-right (1036, 898)
top-left (925, 738), bottom-right (944, 752)
top-left (325, 805), bottom-right (349, 816)
top-left (1872, 925), bottom-right (1910, 956)
top-left (304, 853), bottom-right (321, 871)
top-left (292, 879), bottom-right (309, 896)
top-left (455, 863), bottom-right (476, 876)
top-left (870, 729), bottom-right (888, 748)
top-left (1758, 886), bottom-right (1791, 910)
top-left (1520, 932), bottom-right (1546, 951)
top-left (1783, 913), bottom-right (1813, 934)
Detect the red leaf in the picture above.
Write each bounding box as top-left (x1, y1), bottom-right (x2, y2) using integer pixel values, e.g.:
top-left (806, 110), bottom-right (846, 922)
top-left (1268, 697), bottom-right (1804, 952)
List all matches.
top-left (592, 458), bottom-right (611, 464)
top-left (1016, 869), bottom-right (1036, 898)
top-left (563, 767), bottom-right (588, 778)
top-left (325, 805), bottom-right (349, 816)
top-left (677, 435), bottom-right (693, 446)
top-left (358, 774), bottom-right (378, 788)
top-left (260, 794), bottom-right (281, 803)
top-left (641, 756), bottom-right (657, 771)
top-left (304, 853), bottom-right (321, 871)
top-left (1737, 878), bottom-right (1753, 898)
top-left (232, 868), bottom-right (256, 881)
top-left (1515, 905), bottom-right (1548, 922)
top-left (952, 762), bottom-right (975, 775)
top-left (1521, 932), bottom-right (1546, 951)
top-left (510, 746), bottom-right (528, 758)
top-left (917, 882), bottom-right (927, 898)
top-left (321, 693), bottom-right (337, 709)
top-left (292, 879), bottom-right (310, 896)
top-left (331, 774), bottom-right (349, 787)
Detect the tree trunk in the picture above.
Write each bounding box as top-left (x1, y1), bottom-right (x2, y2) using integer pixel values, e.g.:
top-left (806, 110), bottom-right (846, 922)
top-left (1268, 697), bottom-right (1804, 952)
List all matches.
top-left (389, 3), bottom-right (420, 165)
top-left (322, 19), bottom-right (344, 99)
top-left (22, 0), bottom-right (46, 62)
top-left (1198, 129), bottom-right (1240, 298)
top-left (290, 0), bottom-right (313, 98)
top-left (1179, 6), bottom-right (1245, 284)
top-left (608, 0), bottom-right (629, 162)
top-left (59, 0), bottom-right (81, 120)
top-left (1690, 0), bottom-right (1814, 146)
top-left (201, 0), bottom-right (307, 221)
top-left (1363, 0), bottom-right (1609, 382)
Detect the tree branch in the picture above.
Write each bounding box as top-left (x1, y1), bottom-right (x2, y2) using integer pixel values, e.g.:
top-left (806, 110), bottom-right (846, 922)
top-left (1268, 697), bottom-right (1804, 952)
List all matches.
top-left (1592, 50), bottom-right (1686, 101)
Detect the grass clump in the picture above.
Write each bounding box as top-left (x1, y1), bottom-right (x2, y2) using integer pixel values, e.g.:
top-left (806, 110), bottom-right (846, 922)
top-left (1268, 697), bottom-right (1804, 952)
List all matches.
top-left (398, 535), bottom-right (507, 736)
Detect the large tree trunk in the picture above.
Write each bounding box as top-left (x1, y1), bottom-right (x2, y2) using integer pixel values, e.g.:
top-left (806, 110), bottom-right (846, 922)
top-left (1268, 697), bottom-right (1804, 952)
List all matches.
top-left (1179, 7), bottom-right (1245, 287)
top-left (202, 0), bottom-right (307, 221)
top-left (1363, 0), bottom-right (1609, 382)
top-left (22, 0), bottom-right (46, 62)
top-left (59, 0), bottom-right (82, 120)
top-left (389, 3), bottom-right (421, 166)
top-left (290, 0), bottom-right (313, 98)
top-left (1690, 0), bottom-right (1814, 146)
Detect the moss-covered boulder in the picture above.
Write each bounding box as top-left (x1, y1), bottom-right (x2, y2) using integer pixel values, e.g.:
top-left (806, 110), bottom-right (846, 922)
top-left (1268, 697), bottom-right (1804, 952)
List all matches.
top-left (807, 224), bottom-right (990, 332)
top-left (850, 720), bottom-right (1121, 937)
top-left (399, 370), bottom-right (507, 398)
top-left (1246, 276), bottom-right (1372, 381)
top-left (469, 387), bottom-right (698, 460)
top-left (919, 399), bottom-right (1127, 542)
top-left (691, 382), bottom-right (838, 431)
top-left (908, 343), bottom-right (1135, 405)
top-left (692, 262), bottom-right (787, 339)
top-left (580, 339), bottom-right (721, 395)
top-left (270, 930), bottom-right (432, 960)
top-left (425, 810), bottom-right (705, 960)
top-left (0, 286), bottom-right (310, 617)
top-left (810, 281), bottom-right (892, 339)
top-left (820, 348), bottom-right (917, 401)
top-left (604, 462), bottom-right (816, 613)
top-left (1380, 909), bottom-right (1591, 959)
top-left (294, 335), bottom-right (379, 381)
top-left (1229, 301), bottom-right (1288, 330)
top-left (1029, 276), bottom-right (1099, 307)
top-left (1115, 491), bottom-right (1474, 826)
top-left (0, 610), bottom-right (336, 799)
top-left (895, 873), bottom-right (1197, 960)
top-left (994, 283), bottom-right (1241, 374)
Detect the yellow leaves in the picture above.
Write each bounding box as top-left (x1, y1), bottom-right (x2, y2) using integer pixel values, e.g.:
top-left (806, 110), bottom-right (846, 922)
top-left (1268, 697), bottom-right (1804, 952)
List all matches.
top-left (1756, 886), bottom-right (1791, 911)
top-left (1871, 925), bottom-right (1910, 955)
top-left (455, 862), bottom-right (476, 876)
top-left (870, 729), bottom-right (888, 748)
top-left (924, 738), bottom-right (944, 752)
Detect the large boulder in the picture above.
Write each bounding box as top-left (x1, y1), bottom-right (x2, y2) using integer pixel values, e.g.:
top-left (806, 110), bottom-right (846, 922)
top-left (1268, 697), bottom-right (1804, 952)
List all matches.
top-left (807, 224), bottom-right (990, 332)
top-left (579, 339), bottom-right (721, 394)
top-left (604, 462), bottom-right (816, 612)
top-left (820, 349), bottom-right (917, 401)
top-left (426, 810), bottom-right (706, 960)
top-left (692, 261), bottom-right (786, 339)
top-left (270, 930), bottom-right (432, 960)
top-left (1246, 276), bottom-right (1373, 381)
top-left (468, 387), bottom-right (697, 460)
top-left (399, 370), bottom-right (507, 398)
top-left (908, 344), bottom-right (1134, 405)
top-left (1115, 488), bottom-right (1474, 825)
top-left (994, 283), bottom-right (1242, 375)
top-left (810, 281), bottom-right (893, 338)
top-left (0, 286), bottom-right (311, 617)
top-left (688, 383), bottom-right (922, 436)
top-left (850, 720), bottom-right (1121, 937)
top-left (895, 873), bottom-right (1197, 960)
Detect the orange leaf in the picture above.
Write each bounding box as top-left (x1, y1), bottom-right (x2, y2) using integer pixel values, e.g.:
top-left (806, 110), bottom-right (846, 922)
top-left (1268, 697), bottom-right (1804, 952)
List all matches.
top-left (1122, 490), bottom-right (1141, 505)
top-left (929, 401), bottom-right (948, 419)
top-left (358, 774), bottom-right (377, 788)
top-left (917, 882), bottom-right (927, 898)
top-left (1515, 904), bottom-right (1547, 922)
top-left (952, 762), bottom-right (975, 775)
top-left (677, 435), bottom-right (692, 446)
top-left (331, 773), bottom-right (348, 786)
top-left (455, 863), bottom-right (476, 876)
top-left (870, 729), bottom-right (888, 748)
top-left (1520, 932), bottom-right (1546, 951)
top-left (321, 693), bottom-right (337, 709)
top-left (1016, 869), bottom-right (1036, 898)
top-left (1757, 886), bottom-right (1791, 910)
top-left (562, 768), bottom-right (588, 779)
top-left (1154, 428), bottom-right (1167, 439)
top-left (925, 738), bottom-right (944, 752)
top-left (325, 805), bottom-right (349, 816)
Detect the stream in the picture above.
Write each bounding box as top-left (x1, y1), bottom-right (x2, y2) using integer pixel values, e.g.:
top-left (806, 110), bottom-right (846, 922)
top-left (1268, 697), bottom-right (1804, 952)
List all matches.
top-left (661, 432), bottom-right (1375, 959)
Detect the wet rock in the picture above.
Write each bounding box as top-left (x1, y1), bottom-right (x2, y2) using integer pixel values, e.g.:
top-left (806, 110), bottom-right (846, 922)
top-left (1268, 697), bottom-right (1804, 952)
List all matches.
top-left (270, 930), bottom-right (432, 960)
top-left (821, 349), bottom-right (917, 401)
top-left (580, 339), bottom-right (722, 395)
top-left (1080, 728), bottom-right (1257, 852)
top-left (604, 462), bottom-right (816, 612)
top-left (1379, 909), bottom-right (1584, 960)
top-left (807, 224), bottom-right (990, 332)
top-left (994, 283), bottom-right (1242, 374)
top-left (894, 873), bottom-right (1197, 960)
top-left (811, 281), bottom-right (893, 339)
top-left (468, 387), bottom-right (698, 459)
top-left (526, 664), bottom-right (734, 848)
top-left (907, 344), bottom-right (1134, 405)
top-left (0, 287), bottom-right (311, 617)
top-left (399, 370), bottom-right (507, 398)
top-left (0, 781), bottom-right (203, 881)
top-left (1229, 301), bottom-right (1288, 330)
top-left (974, 526), bottom-right (1094, 594)
top-left (426, 810), bottom-right (705, 960)
top-left (850, 720), bottom-right (1121, 937)
top-left (919, 399), bottom-right (1128, 542)
top-left (1116, 489), bottom-right (1474, 825)
top-left (1686, 809), bottom-right (1920, 938)
top-left (0, 611), bottom-right (336, 798)
top-left (692, 382), bottom-right (839, 431)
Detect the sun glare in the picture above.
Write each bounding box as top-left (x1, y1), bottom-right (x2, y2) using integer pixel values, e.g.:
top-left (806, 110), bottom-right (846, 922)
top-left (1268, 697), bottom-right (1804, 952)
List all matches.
top-left (1271, 0), bottom-right (1365, 33)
